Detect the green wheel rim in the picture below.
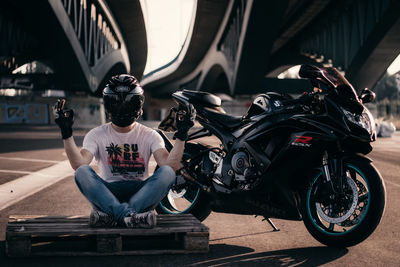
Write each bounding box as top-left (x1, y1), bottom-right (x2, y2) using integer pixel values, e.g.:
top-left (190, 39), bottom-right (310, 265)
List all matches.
top-left (306, 164), bottom-right (371, 236)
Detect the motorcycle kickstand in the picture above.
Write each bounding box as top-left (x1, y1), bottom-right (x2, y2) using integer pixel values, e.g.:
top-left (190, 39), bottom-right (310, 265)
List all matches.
top-left (263, 217), bottom-right (280, 231)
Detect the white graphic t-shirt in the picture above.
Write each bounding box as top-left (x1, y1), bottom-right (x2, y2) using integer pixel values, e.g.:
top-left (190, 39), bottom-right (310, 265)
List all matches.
top-left (82, 122), bottom-right (165, 182)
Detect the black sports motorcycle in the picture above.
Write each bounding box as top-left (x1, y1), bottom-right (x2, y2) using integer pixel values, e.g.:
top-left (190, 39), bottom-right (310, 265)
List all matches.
top-left (156, 64), bottom-right (385, 247)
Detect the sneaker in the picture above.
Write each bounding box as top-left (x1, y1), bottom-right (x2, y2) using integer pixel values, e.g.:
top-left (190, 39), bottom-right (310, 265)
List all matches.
top-left (89, 209), bottom-right (116, 228)
top-left (123, 210), bottom-right (157, 229)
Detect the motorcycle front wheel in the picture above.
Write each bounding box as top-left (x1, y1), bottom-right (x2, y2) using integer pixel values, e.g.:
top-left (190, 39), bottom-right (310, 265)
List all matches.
top-left (302, 156), bottom-right (386, 247)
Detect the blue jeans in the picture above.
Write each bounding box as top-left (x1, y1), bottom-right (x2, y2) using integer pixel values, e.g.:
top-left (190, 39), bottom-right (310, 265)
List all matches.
top-left (74, 165), bottom-right (176, 225)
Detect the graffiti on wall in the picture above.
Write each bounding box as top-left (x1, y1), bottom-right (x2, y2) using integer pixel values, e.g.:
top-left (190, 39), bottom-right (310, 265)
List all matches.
top-left (0, 103), bottom-right (49, 124)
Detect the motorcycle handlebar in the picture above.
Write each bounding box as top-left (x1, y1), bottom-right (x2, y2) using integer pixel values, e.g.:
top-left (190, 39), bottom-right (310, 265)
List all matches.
top-left (279, 92), bottom-right (322, 114)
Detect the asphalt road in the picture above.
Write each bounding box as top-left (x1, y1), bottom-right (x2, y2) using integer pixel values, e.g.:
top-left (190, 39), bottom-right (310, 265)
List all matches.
top-left (0, 124), bottom-right (399, 266)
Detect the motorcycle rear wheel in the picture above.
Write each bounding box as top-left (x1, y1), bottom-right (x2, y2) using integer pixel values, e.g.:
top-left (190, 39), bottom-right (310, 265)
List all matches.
top-left (156, 183), bottom-right (211, 221)
top-left (302, 156), bottom-right (386, 247)
top-left (156, 144), bottom-right (211, 221)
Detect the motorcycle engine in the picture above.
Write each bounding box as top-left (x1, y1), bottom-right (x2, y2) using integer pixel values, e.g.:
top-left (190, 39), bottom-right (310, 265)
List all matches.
top-left (201, 149), bottom-right (261, 192)
top-left (231, 151), bottom-right (249, 175)
top-left (231, 150), bottom-right (260, 190)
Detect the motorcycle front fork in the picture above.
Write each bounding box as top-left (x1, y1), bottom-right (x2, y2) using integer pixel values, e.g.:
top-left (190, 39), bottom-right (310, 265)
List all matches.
top-left (322, 151), bottom-right (345, 195)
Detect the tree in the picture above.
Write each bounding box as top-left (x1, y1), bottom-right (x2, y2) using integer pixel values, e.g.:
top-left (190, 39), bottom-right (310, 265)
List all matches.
top-left (105, 143), bottom-right (122, 171)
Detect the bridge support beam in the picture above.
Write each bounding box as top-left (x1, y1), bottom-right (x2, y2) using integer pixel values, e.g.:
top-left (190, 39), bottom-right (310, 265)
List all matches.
top-left (233, 1), bottom-right (289, 94)
top-left (298, 0), bottom-right (400, 91)
top-left (48, 0), bottom-right (130, 94)
top-left (346, 9), bottom-right (400, 91)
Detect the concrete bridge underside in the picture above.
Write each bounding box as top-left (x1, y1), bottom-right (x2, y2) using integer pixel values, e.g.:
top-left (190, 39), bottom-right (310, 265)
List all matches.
top-left (142, 0), bottom-right (400, 98)
top-left (0, 0), bottom-right (147, 95)
top-left (1, 0), bottom-right (399, 100)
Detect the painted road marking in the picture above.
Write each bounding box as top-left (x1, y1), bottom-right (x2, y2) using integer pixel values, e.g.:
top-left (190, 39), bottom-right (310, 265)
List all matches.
top-left (0, 159), bottom-right (159, 210)
top-left (0, 156), bottom-right (61, 164)
top-left (0, 169), bottom-right (52, 177)
top-left (0, 160), bottom-right (74, 211)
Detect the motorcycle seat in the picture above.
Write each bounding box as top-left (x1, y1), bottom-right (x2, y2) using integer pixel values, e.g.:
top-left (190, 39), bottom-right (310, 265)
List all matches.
top-left (204, 109), bottom-right (243, 129)
top-left (182, 90), bottom-right (221, 108)
top-left (181, 90), bottom-right (243, 128)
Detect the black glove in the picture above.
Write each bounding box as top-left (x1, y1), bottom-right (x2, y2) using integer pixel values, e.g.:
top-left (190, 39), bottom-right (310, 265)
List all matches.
top-left (54, 99), bottom-right (74, 139)
top-left (173, 104), bottom-right (196, 141)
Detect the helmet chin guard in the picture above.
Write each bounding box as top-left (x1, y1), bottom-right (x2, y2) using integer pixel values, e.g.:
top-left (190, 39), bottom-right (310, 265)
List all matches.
top-left (110, 109), bottom-right (143, 127)
top-left (103, 74), bottom-right (145, 127)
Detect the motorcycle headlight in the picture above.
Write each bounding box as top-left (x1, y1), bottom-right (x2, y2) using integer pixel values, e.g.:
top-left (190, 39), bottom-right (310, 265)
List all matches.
top-left (342, 107), bottom-right (376, 136)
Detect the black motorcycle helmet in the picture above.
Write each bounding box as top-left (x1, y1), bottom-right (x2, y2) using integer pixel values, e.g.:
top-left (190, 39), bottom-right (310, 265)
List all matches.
top-left (103, 74), bottom-right (145, 127)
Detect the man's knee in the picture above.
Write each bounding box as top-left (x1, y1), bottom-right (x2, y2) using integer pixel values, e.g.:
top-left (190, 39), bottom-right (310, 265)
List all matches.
top-left (74, 165), bottom-right (93, 185)
top-left (155, 165), bottom-right (176, 186)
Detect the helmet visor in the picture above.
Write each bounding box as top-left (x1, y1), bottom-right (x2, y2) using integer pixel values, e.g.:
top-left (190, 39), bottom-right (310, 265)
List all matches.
top-left (104, 93), bottom-right (144, 117)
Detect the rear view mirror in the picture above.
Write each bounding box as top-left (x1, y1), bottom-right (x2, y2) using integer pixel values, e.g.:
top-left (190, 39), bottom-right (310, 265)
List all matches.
top-left (360, 88), bottom-right (376, 103)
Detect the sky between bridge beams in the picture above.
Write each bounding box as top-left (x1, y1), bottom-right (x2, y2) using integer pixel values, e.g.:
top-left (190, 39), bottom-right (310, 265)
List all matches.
top-left (140, 0), bottom-right (195, 75)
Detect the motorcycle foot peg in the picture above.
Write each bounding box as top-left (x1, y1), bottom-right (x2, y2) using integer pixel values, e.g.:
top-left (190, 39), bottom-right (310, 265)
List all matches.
top-left (263, 217), bottom-right (280, 231)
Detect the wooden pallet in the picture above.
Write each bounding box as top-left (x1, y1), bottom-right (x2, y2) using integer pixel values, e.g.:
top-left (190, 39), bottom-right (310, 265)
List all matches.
top-left (6, 214), bottom-right (209, 257)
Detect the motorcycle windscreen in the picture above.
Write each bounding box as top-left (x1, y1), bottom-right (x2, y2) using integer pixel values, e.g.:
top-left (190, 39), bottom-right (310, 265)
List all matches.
top-left (322, 67), bottom-right (364, 114)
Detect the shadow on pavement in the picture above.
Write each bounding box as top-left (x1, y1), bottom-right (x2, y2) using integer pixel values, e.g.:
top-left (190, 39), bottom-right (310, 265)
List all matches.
top-left (189, 246), bottom-right (348, 266)
top-left (0, 241), bottom-right (347, 267)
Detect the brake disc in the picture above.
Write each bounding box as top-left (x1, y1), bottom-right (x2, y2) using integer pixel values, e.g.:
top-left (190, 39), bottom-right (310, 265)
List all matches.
top-left (340, 180), bottom-right (369, 226)
top-left (315, 176), bottom-right (358, 224)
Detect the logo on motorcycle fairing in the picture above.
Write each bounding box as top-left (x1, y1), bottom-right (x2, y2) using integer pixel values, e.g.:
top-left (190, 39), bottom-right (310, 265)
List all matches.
top-left (291, 136), bottom-right (312, 147)
top-left (273, 100), bottom-right (281, 107)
